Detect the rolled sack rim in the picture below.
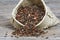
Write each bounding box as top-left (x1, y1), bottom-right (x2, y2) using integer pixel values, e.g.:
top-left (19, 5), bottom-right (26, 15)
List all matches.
top-left (12, 0), bottom-right (47, 27)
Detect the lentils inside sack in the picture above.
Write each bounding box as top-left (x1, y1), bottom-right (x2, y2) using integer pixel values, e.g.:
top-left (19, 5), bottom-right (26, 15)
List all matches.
top-left (12, 5), bottom-right (45, 36)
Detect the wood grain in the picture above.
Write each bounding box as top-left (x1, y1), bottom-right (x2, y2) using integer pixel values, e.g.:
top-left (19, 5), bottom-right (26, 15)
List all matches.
top-left (0, 0), bottom-right (60, 40)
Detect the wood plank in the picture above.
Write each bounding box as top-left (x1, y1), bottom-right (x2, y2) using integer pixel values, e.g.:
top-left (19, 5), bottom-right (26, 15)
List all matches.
top-left (0, 0), bottom-right (60, 40)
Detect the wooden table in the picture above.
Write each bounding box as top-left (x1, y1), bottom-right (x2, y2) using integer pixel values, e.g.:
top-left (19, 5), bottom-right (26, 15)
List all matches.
top-left (0, 0), bottom-right (60, 40)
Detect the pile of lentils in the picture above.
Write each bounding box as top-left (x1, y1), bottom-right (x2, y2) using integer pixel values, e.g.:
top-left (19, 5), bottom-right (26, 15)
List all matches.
top-left (12, 5), bottom-right (45, 36)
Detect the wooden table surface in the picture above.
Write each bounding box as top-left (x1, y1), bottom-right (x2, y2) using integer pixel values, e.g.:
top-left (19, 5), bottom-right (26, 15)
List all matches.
top-left (0, 0), bottom-right (60, 40)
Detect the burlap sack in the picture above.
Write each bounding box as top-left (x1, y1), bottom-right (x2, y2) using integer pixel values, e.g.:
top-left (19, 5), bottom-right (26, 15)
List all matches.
top-left (11, 0), bottom-right (60, 29)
